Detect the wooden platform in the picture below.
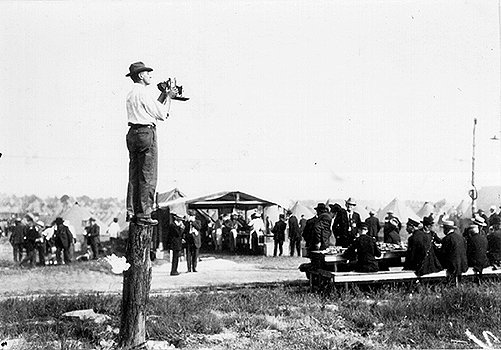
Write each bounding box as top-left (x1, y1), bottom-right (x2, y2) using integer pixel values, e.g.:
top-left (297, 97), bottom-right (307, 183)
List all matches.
top-left (306, 266), bottom-right (501, 292)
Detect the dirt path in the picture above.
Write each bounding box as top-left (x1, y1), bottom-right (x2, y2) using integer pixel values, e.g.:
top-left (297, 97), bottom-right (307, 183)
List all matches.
top-left (0, 257), bottom-right (306, 297)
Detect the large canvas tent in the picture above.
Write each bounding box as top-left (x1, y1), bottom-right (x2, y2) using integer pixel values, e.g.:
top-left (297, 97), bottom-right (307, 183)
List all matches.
top-left (59, 204), bottom-right (107, 242)
top-left (289, 201), bottom-right (315, 220)
top-left (417, 202), bottom-right (435, 218)
top-left (475, 186), bottom-right (501, 212)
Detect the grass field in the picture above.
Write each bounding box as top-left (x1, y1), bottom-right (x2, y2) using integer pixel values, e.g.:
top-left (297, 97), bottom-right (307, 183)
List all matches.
top-left (2, 279), bottom-right (501, 349)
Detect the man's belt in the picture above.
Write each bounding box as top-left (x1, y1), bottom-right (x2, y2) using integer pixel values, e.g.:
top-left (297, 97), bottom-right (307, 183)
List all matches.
top-left (128, 123), bottom-right (155, 129)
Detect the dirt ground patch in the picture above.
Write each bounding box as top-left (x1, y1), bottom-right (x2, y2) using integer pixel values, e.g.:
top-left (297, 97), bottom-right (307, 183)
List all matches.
top-left (0, 240), bottom-right (307, 296)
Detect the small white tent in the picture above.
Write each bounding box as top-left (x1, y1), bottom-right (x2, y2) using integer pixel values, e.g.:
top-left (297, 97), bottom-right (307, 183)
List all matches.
top-left (377, 197), bottom-right (420, 223)
top-left (289, 201), bottom-right (315, 220)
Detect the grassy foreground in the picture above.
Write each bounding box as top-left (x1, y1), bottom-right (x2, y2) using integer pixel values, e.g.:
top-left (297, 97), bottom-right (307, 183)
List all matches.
top-left (2, 281), bottom-right (501, 349)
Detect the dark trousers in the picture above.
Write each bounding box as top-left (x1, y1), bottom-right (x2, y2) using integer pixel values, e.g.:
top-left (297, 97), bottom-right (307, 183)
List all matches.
top-left (88, 237), bottom-right (100, 259)
top-left (290, 239), bottom-right (301, 256)
top-left (37, 244), bottom-right (46, 266)
top-left (20, 247), bottom-right (36, 267)
top-left (273, 240), bottom-right (283, 256)
top-left (56, 246), bottom-right (71, 264)
top-left (171, 249), bottom-right (181, 274)
top-left (12, 244), bottom-right (23, 262)
top-left (126, 126), bottom-right (158, 219)
top-left (186, 246), bottom-right (199, 272)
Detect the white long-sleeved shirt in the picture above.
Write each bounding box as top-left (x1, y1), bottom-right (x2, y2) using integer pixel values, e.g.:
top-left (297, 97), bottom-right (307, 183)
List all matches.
top-left (126, 83), bottom-right (170, 125)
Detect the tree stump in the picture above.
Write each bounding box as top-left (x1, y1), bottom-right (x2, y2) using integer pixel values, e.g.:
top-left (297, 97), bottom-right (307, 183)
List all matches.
top-left (118, 222), bottom-right (153, 350)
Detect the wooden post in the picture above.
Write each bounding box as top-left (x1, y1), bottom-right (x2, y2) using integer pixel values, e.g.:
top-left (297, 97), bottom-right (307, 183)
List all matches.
top-left (118, 222), bottom-right (153, 350)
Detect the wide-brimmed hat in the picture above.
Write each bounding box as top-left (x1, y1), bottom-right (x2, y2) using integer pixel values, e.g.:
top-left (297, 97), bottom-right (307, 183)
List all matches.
top-left (421, 216), bottom-right (434, 226)
top-left (441, 220), bottom-right (457, 229)
top-left (125, 61), bottom-right (153, 77)
top-left (314, 203), bottom-right (328, 212)
top-left (55, 217), bottom-right (64, 225)
top-left (471, 215), bottom-right (487, 227)
top-left (36, 220), bottom-right (45, 227)
top-left (406, 218), bottom-right (420, 227)
top-left (88, 217), bottom-right (95, 222)
top-left (345, 197), bottom-right (357, 206)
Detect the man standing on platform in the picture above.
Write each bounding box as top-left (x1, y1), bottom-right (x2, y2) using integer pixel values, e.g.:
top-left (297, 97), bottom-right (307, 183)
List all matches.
top-left (125, 61), bottom-right (177, 226)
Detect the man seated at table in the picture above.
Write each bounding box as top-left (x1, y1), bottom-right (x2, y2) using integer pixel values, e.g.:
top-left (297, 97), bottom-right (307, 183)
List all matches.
top-left (343, 223), bottom-right (381, 272)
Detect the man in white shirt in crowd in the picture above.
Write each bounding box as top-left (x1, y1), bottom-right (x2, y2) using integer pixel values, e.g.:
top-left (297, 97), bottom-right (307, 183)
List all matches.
top-left (106, 217), bottom-right (120, 254)
top-left (249, 213), bottom-right (265, 254)
top-left (125, 61), bottom-right (177, 226)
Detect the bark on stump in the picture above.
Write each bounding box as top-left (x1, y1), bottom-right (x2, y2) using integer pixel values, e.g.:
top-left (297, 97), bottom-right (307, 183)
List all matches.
top-left (118, 223), bottom-right (152, 350)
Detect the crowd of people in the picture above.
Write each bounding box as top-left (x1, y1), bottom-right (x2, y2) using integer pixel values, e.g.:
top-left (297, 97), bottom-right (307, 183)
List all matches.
top-left (300, 197), bottom-right (501, 286)
top-left (4, 216), bottom-right (114, 267)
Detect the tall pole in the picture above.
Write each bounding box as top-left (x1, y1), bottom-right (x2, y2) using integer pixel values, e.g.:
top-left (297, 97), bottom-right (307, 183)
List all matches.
top-left (471, 118), bottom-right (478, 217)
top-left (498, 0), bottom-right (501, 202)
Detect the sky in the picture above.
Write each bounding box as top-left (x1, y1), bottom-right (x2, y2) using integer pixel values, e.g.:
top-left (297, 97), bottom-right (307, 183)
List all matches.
top-left (1, 0), bottom-right (501, 207)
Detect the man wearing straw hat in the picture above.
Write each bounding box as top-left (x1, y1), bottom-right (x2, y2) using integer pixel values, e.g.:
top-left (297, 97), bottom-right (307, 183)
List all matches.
top-left (440, 220), bottom-right (468, 287)
top-left (466, 216), bottom-right (489, 285)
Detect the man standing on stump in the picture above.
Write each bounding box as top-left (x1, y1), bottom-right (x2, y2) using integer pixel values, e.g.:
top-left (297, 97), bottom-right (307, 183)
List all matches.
top-left (125, 61), bottom-right (177, 225)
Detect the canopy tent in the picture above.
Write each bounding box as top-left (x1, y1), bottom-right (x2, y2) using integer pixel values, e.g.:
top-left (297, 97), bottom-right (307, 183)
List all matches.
top-left (377, 197), bottom-right (420, 223)
top-left (289, 201), bottom-right (315, 220)
top-left (156, 187), bottom-right (186, 204)
top-left (157, 190), bottom-right (277, 212)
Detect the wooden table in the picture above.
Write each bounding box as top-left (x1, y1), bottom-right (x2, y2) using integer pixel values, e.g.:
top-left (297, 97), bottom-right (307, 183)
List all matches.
top-left (308, 249), bottom-right (407, 272)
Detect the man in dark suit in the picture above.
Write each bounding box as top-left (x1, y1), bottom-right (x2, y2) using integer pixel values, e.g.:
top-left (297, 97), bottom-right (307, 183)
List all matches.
top-left (343, 223), bottom-right (381, 272)
top-left (488, 206), bottom-right (500, 228)
top-left (184, 211), bottom-right (202, 272)
top-left (365, 210), bottom-right (381, 240)
top-left (440, 220), bottom-right (468, 286)
top-left (168, 213), bottom-right (185, 276)
top-left (403, 216), bottom-right (442, 275)
top-left (333, 198), bottom-right (361, 248)
top-left (466, 218), bottom-right (489, 285)
top-left (308, 203), bottom-right (331, 251)
top-left (287, 210), bottom-right (301, 256)
top-left (53, 217), bottom-right (73, 265)
top-left (272, 214), bottom-right (287, 256)
top-left (85, 217), bottom-right (101, 260)
top-left (488, 215), bottom-right (501, 268)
